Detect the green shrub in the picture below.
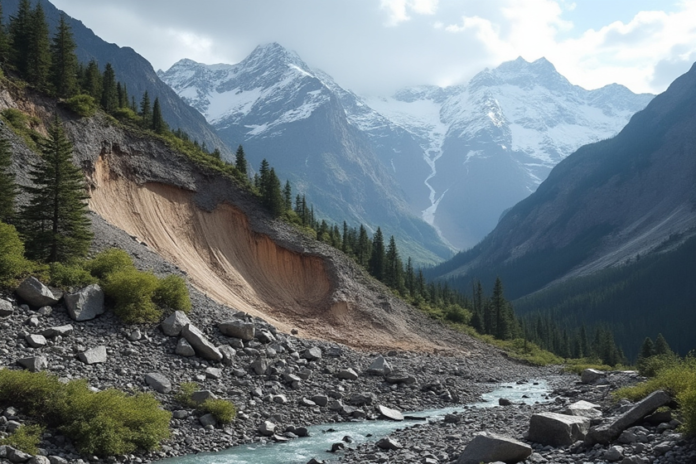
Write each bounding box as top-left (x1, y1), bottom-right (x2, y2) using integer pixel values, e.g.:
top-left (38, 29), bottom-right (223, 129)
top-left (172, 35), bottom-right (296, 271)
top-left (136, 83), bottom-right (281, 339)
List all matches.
top-left (0, 424), bottom-right (43, 454)
top-left (62, 94), bottom-right (98, 118)
top-left (174, 381), bottom-right (198, 408)
top-left (678, 387), bottom-right (696, 436)
top-left (112, 107), bottom-right (140, 123)
top-left (562, 359), bottom-right (613, 375)
top-left (1, 108), bottom-right (29, 130)
top-left (102, 267), bottom-right (161, 323)
top-left (0, 370), bottom-right (171, 456)
top-left (85, 248), bottom-right (134, 279)
top-left (49, 261), bottom-right (97, 288)
top-left (444, 304), bottom-right (471, 324)
top-left (153, 275), bottom-right (191, 313)
top-left (638, 353), bottom-right (680, 377)
top-left (201, 398), bottom-right (236, 424)
top-left (0, 221), bottom-right (31, 287)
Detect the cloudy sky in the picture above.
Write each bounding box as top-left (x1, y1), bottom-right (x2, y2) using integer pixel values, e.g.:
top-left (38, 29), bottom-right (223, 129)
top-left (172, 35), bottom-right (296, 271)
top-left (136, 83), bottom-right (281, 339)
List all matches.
top-left (49, 0), bottom-right (696, 97)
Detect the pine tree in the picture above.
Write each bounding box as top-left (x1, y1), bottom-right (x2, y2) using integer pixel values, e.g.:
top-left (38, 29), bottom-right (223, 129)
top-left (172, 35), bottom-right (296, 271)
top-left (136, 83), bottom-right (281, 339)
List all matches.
top-left (639, 337), bottom-right (655, 360)
top-left (0, 136), bottom-right (17, 224)
top-left (0, 1), bottom-right (9, 65)
top-left (491, 277), bottom-right (513, 340)
top-left (404, 257), bottom-right (415, 296)
top-left (101, 63), bottom-right (118, 113)
top-left (9, 0), bottom-right (32, 77)
top-left (384, 235), bottom-right (404, 292)
top-left (139, 91), bottom-right (152, 128)
top-left (20, 118), bottom-right (92, 262)
top-left (152, 97), bottom-right (167, 134)
top-left (654, 333), bottom-right (672, 356)
top-left (49, 13), bottom-right (78, 98)
top-left (369, 227), bottom-right (385, 281)
top-left (235, 145), bottom-right (248, 177)
top-left (82, 59), bottom-right (102, 100)
top-left (356, 224), bottom-right (371, 267)
top-left (26, 2), bottom-right (51, 89)
top-left (283, 181), bottom-right (292, 212)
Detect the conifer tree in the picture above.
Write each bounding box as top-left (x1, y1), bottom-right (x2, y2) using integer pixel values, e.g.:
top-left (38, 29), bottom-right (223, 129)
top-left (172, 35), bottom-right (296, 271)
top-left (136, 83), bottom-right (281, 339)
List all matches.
top-left (0, 136), bottom-right (17, 224)
top-left (0, 1), bottom-right (9, 65)
top-left (82, 59), bottom-right (102, 100)
top-left (235, 145), bottom-right (248, 177)
top-left (49, 13), bottom-right (78, 98)
top-left (283, 181), bottom-right (292, 212)
top-left (9, 0), bottom-right (32, 76)
top-left (384, 235), bottom-right (404, 292)
top-left (653, 333), bottom-right (672, 356)
top-left (639, 337), bottom-right (655, 360)
top-left (356, 225), bottom-right (371, 267)
top-left (101, 63), bottom-right (118, 113)
top-left (21, 118), bottom-right (92, 262)
top-left (369, 227), bottom-right (385, 281)
top-left (152, 97), bottom-right (167, 134)
top-left (263, 168), bottom-right (284, 217)
top-left (26, 2), bottom-right (51, 89)
top-left (139, 91), bottom-right (152, 128)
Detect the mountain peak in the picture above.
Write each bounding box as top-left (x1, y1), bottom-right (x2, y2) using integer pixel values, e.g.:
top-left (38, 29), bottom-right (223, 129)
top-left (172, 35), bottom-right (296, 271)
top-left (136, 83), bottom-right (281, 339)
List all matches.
top-left (469, 56), bottom-right (571, 93)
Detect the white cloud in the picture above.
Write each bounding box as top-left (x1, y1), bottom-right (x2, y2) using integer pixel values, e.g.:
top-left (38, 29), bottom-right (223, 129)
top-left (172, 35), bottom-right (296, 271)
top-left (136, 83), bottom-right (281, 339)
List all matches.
top-left (380, 0), bottom-right (439, 26)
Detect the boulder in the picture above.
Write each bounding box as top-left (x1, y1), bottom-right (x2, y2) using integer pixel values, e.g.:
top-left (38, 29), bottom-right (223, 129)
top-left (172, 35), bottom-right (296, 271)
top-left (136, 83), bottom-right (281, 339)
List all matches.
top-left (219, 345), bottom-right (236, 365)
top-left (78, 346), bottom-right (107, 364)
top-left (312, 395), bottom-right (329, 407)
top-left (303, 346), bottom-right (322, 361)
top-left (251, 358), bottom-right (269, 375)
top-left (0, 299), bottom-right (13, 317)
top-left (175, 337), bottom-right (196, 357)
top-left (182, 324), bottom-right (223, 361)
top-left (6, 446), bottom-right (32, 463)
top-left (17, 356), bottom-right (47, 372)
top-left (256, 329), bottom-right (276, 343)
top-left (205, 367), bottom-right (222, 379)
top-left (377, 404), bottom-right (404, 421)
top-left (144, 373), bottom-right (172, 393)
top-left (586, 390), bottom-right (671, 445)
top-left (219, 320), bottom-right (255, 340)
top-left (376, 437), bottom-right (402, 450)
top-left (25, 334), bottom-right (47, 348)
top-left (457, 432), bottom-right (532, 464)
top-left (564, 400), bottom-right (603, 419)
top-left (347, 392), bottom-right (377, 406)
top-left (16, 277), bottom-right (60, 307)
top-left (41, 325), bottom-right (73, 338)
top-left (161, 311), bottom-right (191, 336)
top-left (367, 355), bottom-right (392, 375)
top-left (65, 284), bottom-right (105, 321)
top-left (190, 390), bottom-right (217, 405)
top-left (199, 413), bottom-right (217, 427)
top-left (604, 445), bottom-right (625, 462)
top-left (581, 368), bottom-right (606, 384)
top-left (28, 457), bottom-right (51, 464)
top-left (528, 412), bottom-right (590, 446)
top-left (258, 421), bottom-right (276, 436)
top-left (337, 368), bottom-right (359, 380)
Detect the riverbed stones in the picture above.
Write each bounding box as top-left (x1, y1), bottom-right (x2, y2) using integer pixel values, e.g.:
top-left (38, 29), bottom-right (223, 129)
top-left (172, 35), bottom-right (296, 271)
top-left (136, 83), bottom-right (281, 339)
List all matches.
top-left (312, 395), bottom-right (329, 407)
top-left (337, 368), bottom-right (359, 380)
top-left (376, 437), bottom-right (402, 450)
top-left (457, 432), bottom-right (532, 464)
top-left (377, 405), bottom-right (404, 421)
top-left (78, 346), bottom-right (107, 364)
top-left (41, 325), bottom-right (73, 338)
top-left (182, 324), bottom-right (223, 361)
top-left (219, 320), bottom-right (255, 340)
top-left (199, 413), bottom-right (217, 427)
top-left (17, 356), bottom-right (47, 372)
top-left (303, 347), bottom-right (322, 361)
top-left (219, 345), bottom-right (236, 365)
top-left (0, 299), bottom-right (13, 317)
top-left (25, 333), bottom-right (47, 348)
top-left (65, 284), bottom-right (105, 321)
top-left (581, 368), bottom-right (605, 384)
top-left (16, 277), bottom-right (60, 307)
top-left (251, 357), bottom-right (269, 375)
top-left (161, 311), bottom-right (191, 336)
top-left (144, 373), bottom-right (172, 393)
top-left (367, 355), bottom-right (392, 375)
top-left (175, 337), bottom-right (195, 356)
top-left (528, 411), bottom-right (590, 446)
top-left (259, 421), bottom-right (276, 436)
top-left (347, 392), bottom-right (376, 406)
top-left (586, 390), bottom-right (671, 445)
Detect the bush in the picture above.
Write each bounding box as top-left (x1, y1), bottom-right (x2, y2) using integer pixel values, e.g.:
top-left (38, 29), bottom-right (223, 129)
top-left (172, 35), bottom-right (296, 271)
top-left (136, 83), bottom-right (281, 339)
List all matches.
top-left (174, 382), bottom-right (198, 408)
top-left (102, 267), bottom-right (161, 323)
top-left (638, 353), bottom-right (680, 377)
top-left (49, 261), bottom-right (97, 288)
top-left (201, 398), bottom-right (236, 424)
top-left (153, 275), bottom-right (191, 313)
top-left (112, 107), bottom-right (140, 123)
top-left (444, 304), bottom-right (471, 324)
top-left (62, 94), bottom-right (98, 118)
top-left (0, 221), bottom-right (31, 287)
top-left (85, 248), bottom-right (134, 279)
top-left (0, 370), bottom-right (171, 456)
top-left (0, 424), bottom-right (43, 454)
top-left (1, 108), bottom-right (29, 129)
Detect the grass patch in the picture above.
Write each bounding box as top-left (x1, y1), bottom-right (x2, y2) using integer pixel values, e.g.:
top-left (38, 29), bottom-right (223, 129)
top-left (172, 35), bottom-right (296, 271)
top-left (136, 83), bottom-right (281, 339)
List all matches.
top-left (0, 221), bottom-right (33, 288)
top-left (0, 108), bottom-right (41, 151)
top-left (0, 424), bottom-right (43, 454)
top-left (0, 369), bottom-right (170, 456)
top-left (49, 261), bottom-right (97, 288)
top-left (61, 94), bottom-right (98, 118)
top-left (562, 359), bottom-right (614, 375)
top-left (175, 382), bottom-right (236, 424)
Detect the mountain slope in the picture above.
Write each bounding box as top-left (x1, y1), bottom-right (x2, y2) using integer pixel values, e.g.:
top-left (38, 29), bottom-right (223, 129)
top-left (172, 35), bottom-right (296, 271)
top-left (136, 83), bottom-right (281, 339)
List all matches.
top-left (2, 0), bottom-right (231, 157)
top-left (429, 61), bottom-right (696, 301)
top-left (160, 44), bottom-right (452, 264)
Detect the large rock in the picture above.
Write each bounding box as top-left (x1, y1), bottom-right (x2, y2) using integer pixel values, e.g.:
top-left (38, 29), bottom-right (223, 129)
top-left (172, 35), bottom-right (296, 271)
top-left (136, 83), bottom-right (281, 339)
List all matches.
top-left (376, 437), bottom-right (402, 450)
top-left (367, 355), bottom-right (392, 375)
top-left (303, 346), bottom-right (322, 361)
top-left (25, 334), bottom-right (47, 348)
top-left (581, 368), bottom-right (606, 384)
top-left (377, 404), bottom-right (404, 421)
top-left (219, 320), bottom-right (255, 340)
top-left (219, 345), bottom-right (237, 365)
top-left (41, 325), bottom-right (73, 338)
top-left (161, 311), bottom-right (191, 336)
top-left (0, 299), bottom-right (13, 317)
top-left (144, 373), bottom-right (172, 393)
top-left (337, 368), bottom-right (359, 380)
top-left (65, 284), bottom-right (105, 321)
top-left (347, 392), bottom-right (376, 406)
top-left (251, 357), bottom-right (269, 375)
top-left (190, 390), bottom-right (217, 405)
top-left (565, 400), bottom-right (603, 419)
top-left (457, 431), bottom-right (532, 464)
top-left (6, 446), bottom-right (32, 463)
top-left (182, 324), bottom-right (223, 361)
top-left (528, 412), bottom-right (590, 446)
top-left (258, 421), bottom-right (276, 436)
top-left (16, 277), bottom-right (60, 307)
top-left (586, 390), bottom-right (671, 445)
top-left (17, 356), bottom-right (47, 372)
top-left (78, 346), bottom-right (107, 364)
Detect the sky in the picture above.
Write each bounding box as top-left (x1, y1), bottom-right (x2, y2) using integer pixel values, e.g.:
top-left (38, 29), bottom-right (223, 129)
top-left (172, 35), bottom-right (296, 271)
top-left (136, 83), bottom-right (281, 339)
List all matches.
top-left (49, 0), bottom-right (696, 97)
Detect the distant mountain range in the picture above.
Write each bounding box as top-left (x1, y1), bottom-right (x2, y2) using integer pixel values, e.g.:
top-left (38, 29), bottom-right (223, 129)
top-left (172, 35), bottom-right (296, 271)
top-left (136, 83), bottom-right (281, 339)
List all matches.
top-left (159, 43), bottom-right (652, 252)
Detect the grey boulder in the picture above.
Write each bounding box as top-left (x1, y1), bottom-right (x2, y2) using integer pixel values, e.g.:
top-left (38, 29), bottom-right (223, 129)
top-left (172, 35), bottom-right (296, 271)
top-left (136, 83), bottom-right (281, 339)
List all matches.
top-left (161, 311), bottom-right (191, 336)
top-left (17, 356), bottom-right (47, 372)
top-left (25, 334), bottom-right (47, 348)
top-left (219, 320), bottom-right (255, 340)
top-left (78, 346), bottom-right (107, 364)
top-left (175, 337), bottom-right (196, 357)
top-left (457, 431), bottom-right (532, 464)
top-left (377, 404), bottom-right (404, 421)
top-left (65, 284), bottom-right (105, 321)
top-left (565, 400), bottom-right (603, 419)
top-left (581, 368), bottom-right (606, 384)
top-left (16, 276), bottom-right (60, 307)
top-left (182, 324), bottom-right (223, 361)
top-left (258, 421), bottom-right (276, 436)
top-left (145, 373), bottom-right (172, 393)
top-left (528, 412), bottom-right (590, 446)
top-left (303, 346), bottom-right (322, 361)
top-left (0, 299), bottom-right (13, 317)
top-left (219, 345), bottom-right (236, 365)
top-left (337, 368), bottom-right (359, 380)
top-left (367, 355), bottom-right (392, 375)
top-left (41, 325), bottom-right (73, 338)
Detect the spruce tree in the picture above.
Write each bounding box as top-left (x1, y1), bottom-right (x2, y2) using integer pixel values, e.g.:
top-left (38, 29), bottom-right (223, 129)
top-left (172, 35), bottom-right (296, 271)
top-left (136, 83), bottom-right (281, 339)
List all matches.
top-left (26, 2), bottom-right (51, 89)
top-left (152, 97), bottom-right (167, 134)
top-left (9, 0), bottom-right (32, 77)
top-left (283, 181), bottom-right (292, 212)
top-left (262, 167), bottom-right (283, 217)
top-left (369, 227), bottom-right (385, 281)
top-left (21, 118), bottom-right (92, 262)
top-left (139, 91), bottom-right (152, 128)
top-left (49, 13), bottom-right (78, 97)
top-left (384, 235), bottom-right (404, 292)
top-left (235, 145), bottom-right (248, 177)
top-left (0, 136), bottom-right (17, 224)
top-left (639, 337), bottom-right (655, 360)
top-left (101, 63), bottom-right (117, 113)
top-left (82, 59), bottom-right (102, 100)
top-left (654, 333), bottom-right (672, 356)
top-left (0, 1), bottom-right (9, 65)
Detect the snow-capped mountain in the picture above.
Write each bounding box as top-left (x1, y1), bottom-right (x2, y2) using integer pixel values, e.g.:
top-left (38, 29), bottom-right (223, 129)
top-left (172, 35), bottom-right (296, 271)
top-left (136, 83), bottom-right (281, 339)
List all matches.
top-left (160, 44), bottom-right (652, 253)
